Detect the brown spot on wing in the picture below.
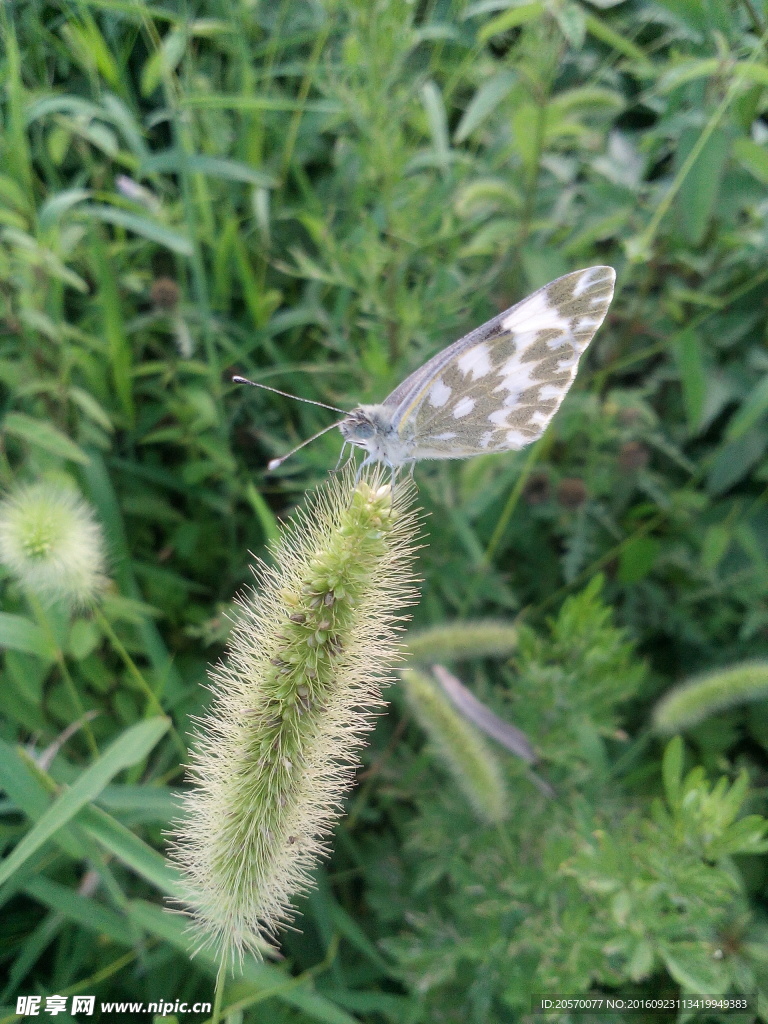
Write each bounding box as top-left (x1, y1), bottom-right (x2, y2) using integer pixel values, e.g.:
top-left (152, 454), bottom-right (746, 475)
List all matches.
top-left (521, 329), bottom-right (564, 362)
top-left (531, 349), bottom-right (575, 380)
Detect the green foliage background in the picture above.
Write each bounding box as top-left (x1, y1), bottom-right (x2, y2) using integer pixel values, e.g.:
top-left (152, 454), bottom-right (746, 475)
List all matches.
top-left (1, 0), bottom-right (768, 1020)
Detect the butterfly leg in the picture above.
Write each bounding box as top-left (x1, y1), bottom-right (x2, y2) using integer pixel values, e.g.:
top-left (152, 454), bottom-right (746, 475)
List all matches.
top-left (354, 454), bottom-right (376, 484)
top-left (332, 442), bottom-right (349, 474)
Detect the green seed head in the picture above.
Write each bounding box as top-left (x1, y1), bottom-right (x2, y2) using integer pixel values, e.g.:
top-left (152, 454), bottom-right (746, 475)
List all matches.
top-left (168, 471), bottom-right (419, 963)
top-left (0, 482), bottom-right (108, 607)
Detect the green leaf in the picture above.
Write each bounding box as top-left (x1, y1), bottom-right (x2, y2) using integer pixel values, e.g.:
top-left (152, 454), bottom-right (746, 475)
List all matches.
top-left (511, 103), bottom-right (541, 174)
top-left (129, 900), bottom-right (361, 1024)
top-left (453, 71), bottom-right (516, 143)
top-left (141, 150), bottom-right (276, 188)
top-left (78, 204), bottom-right (193, 255)
top-left (91, 234), bottom-right (134, 423)
top-left (3, 411), bottom-right (90, 465)
top-left (733, 137), bottom-right (768, 185)
top-left (707, 814), bottom-right (768, 858)
top-left (618, 537), bottom-right (660, 583)
top-left (0, 741), bottom-right (85, 862)
top-left (554, 1), bottom-right (586, 48)
top-left (478, 2), bottom-right (544, 41)
top-left (140, 28), bottom-right (187, 97)
top-left (24, 875), bottom-right (131, 946)
top-left (180, 94), bottom-right (344, 114)
top-left (78, 803), bottom-right (184, 897)
top-left (245, 482), bottom-right (281, 547)
top-left (707, 429), bottom-right (767, 496)
top-left (671, 327), bottom-right (707, 432)
top-left (662, 944), bottom-right (728, 993)
top-left (701, 524), bottom-right (730, 571)
top-left (676, 127), bottom-right (730, 246)
top-left (584, 13), bottom-right (653, 68)
top-left (0, 718), bottom-right (169, 886)
top-left (662, 736), bottom-right (684, 807)
top-left (38, 188), bottom-right (91, 229)
top-left (0, 613), bottom-right (56, 660)
top-left (657, 58), bottom-right (720, 93)
top-left (421, 81), bottom-right (450, 168)
top-left (726, 374), bottom-right (768, 441)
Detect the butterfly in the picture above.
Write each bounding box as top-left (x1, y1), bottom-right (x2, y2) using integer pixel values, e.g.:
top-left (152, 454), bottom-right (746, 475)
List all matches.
top-left (234, 266), bottom-right (615, 473)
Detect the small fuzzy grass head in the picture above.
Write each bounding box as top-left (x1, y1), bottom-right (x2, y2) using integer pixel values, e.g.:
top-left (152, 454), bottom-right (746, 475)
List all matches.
top-left (0, 481), bottom-right (108, 607)
top-left (168, 468), bottom-right (420, 963)
top-left (402, 666), bottom-right (508, 825)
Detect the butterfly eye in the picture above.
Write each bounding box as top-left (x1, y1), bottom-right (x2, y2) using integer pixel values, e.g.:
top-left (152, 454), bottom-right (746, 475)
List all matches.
top-left (346, 415), bottom-right (376, 440)
top-left (351, 420), bottom-right (375, 440)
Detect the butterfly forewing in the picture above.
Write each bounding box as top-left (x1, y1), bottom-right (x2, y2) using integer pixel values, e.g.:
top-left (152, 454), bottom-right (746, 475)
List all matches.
top-left (389, 266), bottom-right (615, 459)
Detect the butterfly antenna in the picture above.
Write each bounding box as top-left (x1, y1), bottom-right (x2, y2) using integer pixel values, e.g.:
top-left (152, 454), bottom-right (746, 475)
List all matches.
top-left (267, 420), bottom-right (345, 472)
top-left (232, 375), bottom-right (346, 414)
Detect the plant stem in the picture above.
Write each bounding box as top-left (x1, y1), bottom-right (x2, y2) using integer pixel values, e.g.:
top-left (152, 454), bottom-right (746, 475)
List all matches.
top-left (211, 959), bottom-right (226, 1024)
top-left (94, 608), bottom-right (187, 758)
top-left (27, 594), bottom-right (99, 756)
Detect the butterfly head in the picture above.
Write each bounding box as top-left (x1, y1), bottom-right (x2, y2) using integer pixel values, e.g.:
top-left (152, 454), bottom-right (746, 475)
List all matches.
top-left (339, 405), bottom-right (376, 442)
top-left (339, 405), bottom-right (413, 469)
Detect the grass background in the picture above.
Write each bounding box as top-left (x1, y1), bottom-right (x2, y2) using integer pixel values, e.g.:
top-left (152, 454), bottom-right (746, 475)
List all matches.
top-left (2, 0), bottom-right (768, 1020)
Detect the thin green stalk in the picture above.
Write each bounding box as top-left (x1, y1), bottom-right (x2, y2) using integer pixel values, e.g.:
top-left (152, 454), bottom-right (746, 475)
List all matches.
top-left (211, 959), bottom-right (226, 1024)
top-left (94, 608), bottom-right (187, 759)
top-left (508, 99), bottom-right (548, 283)
top-left (27, 594), bottom-right (99, 756)
top-left (485, 436), bottom-right (548, 564)
top-left (139, 14), bottom-right (219, 382)
top-left (630, 28), bottom-right (768, 264)
top-left (588, 265), bottom-right (768, 392)
top-left (279, 22), bottom-right (332, 181)
top-left (205, 935), bottom-right (341, 1021)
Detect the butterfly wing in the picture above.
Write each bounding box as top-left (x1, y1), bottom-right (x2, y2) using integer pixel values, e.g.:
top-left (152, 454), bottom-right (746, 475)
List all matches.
top-left (387, 265), bottom-right (615, 459)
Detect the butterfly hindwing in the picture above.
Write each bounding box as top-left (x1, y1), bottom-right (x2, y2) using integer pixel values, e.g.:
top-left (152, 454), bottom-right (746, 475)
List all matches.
top-left (389, 266), bottom-right (615, 459)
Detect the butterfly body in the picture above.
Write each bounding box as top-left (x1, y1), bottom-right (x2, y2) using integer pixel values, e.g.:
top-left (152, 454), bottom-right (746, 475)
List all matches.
top-left (337, 265), bottom-right (616, 471)
top-left (339, 405), bottom-right (416, 467)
